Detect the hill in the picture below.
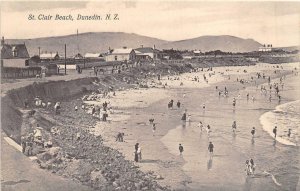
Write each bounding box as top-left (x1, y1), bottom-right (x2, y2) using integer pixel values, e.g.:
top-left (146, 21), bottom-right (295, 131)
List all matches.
top-left (6, 32), bottom-right (168, 57)
top-left (6, 33), bottom-right (263, 56)
top-left (161, 35), bottom-right (262, 52)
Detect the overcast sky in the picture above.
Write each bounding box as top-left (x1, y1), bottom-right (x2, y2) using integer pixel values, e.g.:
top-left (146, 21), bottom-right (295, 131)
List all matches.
top-left (1, 1), bottom-right (299, 47)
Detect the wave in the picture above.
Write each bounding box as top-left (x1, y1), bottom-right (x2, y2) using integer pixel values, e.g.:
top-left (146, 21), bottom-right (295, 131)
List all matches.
top-left (259, 100), bottom-right (300, 146)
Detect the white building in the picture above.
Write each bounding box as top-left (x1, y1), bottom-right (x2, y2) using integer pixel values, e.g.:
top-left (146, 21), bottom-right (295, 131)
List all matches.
top-left (105, 47), bottom-right (136, 62)
top-left (259, 44), bottom-right (273, 52)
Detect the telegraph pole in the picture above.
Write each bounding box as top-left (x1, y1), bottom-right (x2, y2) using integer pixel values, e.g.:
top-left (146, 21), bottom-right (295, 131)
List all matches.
top-left (64, 44), bottom-right (67, 75)
top-left (38, 47), bottom-right (40, 57)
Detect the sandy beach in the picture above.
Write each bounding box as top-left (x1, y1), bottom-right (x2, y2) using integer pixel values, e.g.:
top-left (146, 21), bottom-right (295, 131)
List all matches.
top-left (82, 62), bottom-right (299, 190)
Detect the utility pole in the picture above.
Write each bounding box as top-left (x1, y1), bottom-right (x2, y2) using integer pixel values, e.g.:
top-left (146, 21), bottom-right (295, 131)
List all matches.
top-left (65, 44), bottom-right (67, 75)
top-left (38, 47), bottom-right (40, 57)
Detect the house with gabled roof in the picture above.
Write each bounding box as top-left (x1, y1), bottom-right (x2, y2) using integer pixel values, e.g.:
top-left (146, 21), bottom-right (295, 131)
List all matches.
top-left (1, 37), bottom-right (30, 67)
top-left (105, 47), bottom-right (136, 62)
top-left (135, 46), bottom-right (162, 60)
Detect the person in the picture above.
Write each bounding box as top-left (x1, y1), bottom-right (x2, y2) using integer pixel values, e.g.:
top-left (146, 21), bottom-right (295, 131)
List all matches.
top-left (152, 123), bottom-right (156, 136)
top-left (232, 121), bottom-right (237, 133)
top-left (74, 105), bottom-right (78, 111)
top-left (149, 118), bottom-right (154, 124)
top-left (245, 160), bottom-right (251, 175)
top-left (179, 144), bottom-right (184, 155)
top-left (181, 111), bottom-right (187, 121)
top-left (116, 132), bottom-right (124, 142)
top-left (135, 143), bottom-right (139, 151)
top-left (177, 100), bottom-right (181, 108)
top-left (206, 125), bottom-right (211, 135)
top-left (198, 121), bottom-right (203, 131)
top-left (203, 103), bottom-right (206, 110)
top-left (247, 93), bottom-right (249, 101)
top-left (273, 126), bottom-right (277, 138)
top-left (288, 129), bottom-right (291, 137)
top-left (251, 127), bottom-right (256, 137)
top-left (54, 102), bottom-right (60, 114)
top-left (134, 150), bottom-right (139, 162)
top-left (233, 98), bottom-right (236, 107)
top-left (91, 106), bottom-right (96, 115)
top-left (187, 115), bottom-right (191, 123)
top-left (249, 159), bottom-right (255, 175)
top-left (137, 146), bottom-right (142, 160)
top-left (208, 142), bottom-right (214, 158)
top-left (21, 136), bottom-right (26, 153)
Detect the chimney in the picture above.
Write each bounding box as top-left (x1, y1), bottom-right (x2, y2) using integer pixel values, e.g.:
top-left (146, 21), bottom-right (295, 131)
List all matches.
top-left (1, 37), bottom-right (4, 46)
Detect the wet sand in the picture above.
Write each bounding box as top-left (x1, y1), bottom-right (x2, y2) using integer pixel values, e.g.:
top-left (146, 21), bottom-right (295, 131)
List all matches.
top-left (88, 63), bottom-right (299, 190)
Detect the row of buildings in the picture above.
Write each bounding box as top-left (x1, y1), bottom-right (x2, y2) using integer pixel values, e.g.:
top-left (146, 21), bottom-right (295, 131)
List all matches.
top-left (37, 46), bottom-right (163, 62)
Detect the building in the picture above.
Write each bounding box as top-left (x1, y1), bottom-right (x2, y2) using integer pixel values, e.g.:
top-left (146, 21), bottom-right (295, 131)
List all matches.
top-left (1, 37), bottom-right (30, 67)
top-left (259, 44), bottom-right (273, 52)
top-left (40, 52), bottom-right (60, 60)
top-left (193, 50), bottom-right (201, 56)
top-left (134, 46), bottom-right (162, 60)
top-left (74, 53), bottom-right (84, 60)
top-left (105, 47), bottom-right (136, 62)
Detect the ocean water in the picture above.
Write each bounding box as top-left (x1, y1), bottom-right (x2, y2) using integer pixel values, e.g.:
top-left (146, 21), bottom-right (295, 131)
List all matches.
top-left (260, 100), bottom-right (300, 146)
top-left (161, 69), bottom-right (300, 190)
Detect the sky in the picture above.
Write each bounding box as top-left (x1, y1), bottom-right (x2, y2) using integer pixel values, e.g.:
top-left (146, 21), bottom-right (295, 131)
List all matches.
top-left (1, 1), bottom-right (300, 47)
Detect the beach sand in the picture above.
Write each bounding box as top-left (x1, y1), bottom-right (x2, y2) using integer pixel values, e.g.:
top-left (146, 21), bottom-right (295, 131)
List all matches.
top-left (86, 62), bottom-right (299, 190)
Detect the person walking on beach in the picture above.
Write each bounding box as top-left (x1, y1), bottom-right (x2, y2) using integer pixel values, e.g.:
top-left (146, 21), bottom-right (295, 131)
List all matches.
top-left (250, 158), bottom-right (255, 175)
top-left (208, 142), bottom-right (214, 158)
top-left (206, 125), bottom-right (211, 135)
top-left (198, 121), bottom-right (203, 132)
top-left (288, 129), bottom-right (291, 137)
top-left (179, 144), bottom-right (184, 155)
top-left (181, 110), bottom-right (187, 121)
top-left (232, 121), bottom-right (237, 133)
top-left (273, 126), bottom-right (277, 138)
top-left (177, 100), bottom-right (181, 108)
top-left (203, 103), bottom-right (206, 110)
top-left (152, 123), bottom-right (156, 136)
top-left (137, 146), bottom-right (142, 161)
top-left (251, 127), bottom-right (256, 138)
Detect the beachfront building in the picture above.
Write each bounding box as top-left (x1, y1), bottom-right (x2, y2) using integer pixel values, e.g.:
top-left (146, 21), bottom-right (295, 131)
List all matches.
top-left (105, 47), bottom-right (136, 62)
top-left (1, 37), bottom-right (30, 67)
top-left (40, 52), bottom-right (60, 61)
top-left (259, 44), bottom-right (273, 52)
top-left (135, 46), bottom-right (162, 60)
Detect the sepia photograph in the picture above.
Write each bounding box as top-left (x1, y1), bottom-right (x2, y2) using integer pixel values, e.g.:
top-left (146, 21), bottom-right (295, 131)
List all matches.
top-left (1, 1), bottom-right (299, 190)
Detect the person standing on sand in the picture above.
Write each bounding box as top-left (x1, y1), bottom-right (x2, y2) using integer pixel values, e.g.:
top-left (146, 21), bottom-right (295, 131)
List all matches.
top-left (273, 126), bottom-right (277, 138)
top-left (251, 127), bottom-right (256, 138)
top-left (181, 110), bottom-right (187, 121)
top-left (177, 100), bottom-right (181, 108)
top-left (198, 121), bottom-right (203, 131)
top-left (232, 121), bottom-right (237, 133)
top-left (179, 144), bottom-right (184, 155)
top-left (206, 125), bottom-right (211, 136)
top-left (208, 142), bottom-right (214, 158)
top-left (288, 129), bottom-right (291, 137)
top-left (152, 123), bottom-right (156, 136)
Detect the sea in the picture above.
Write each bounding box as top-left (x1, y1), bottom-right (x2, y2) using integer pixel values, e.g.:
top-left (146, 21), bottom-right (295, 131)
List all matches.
top-left (161, 66), bottom-right (300, 190)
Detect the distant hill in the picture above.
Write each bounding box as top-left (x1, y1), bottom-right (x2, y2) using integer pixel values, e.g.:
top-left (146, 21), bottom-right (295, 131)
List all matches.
top-left (6, 32), bottom-right (168, 57)
top-left (161, 35), bottom-right (262, 53)
top-left (6, 33), bottom-right (263, 57)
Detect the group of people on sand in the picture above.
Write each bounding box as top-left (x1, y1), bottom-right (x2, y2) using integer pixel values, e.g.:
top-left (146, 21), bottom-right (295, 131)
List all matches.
top-left (245, 158), bottom-right (256, 176)
top-left (168, 99), bottom-right (181, 109)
